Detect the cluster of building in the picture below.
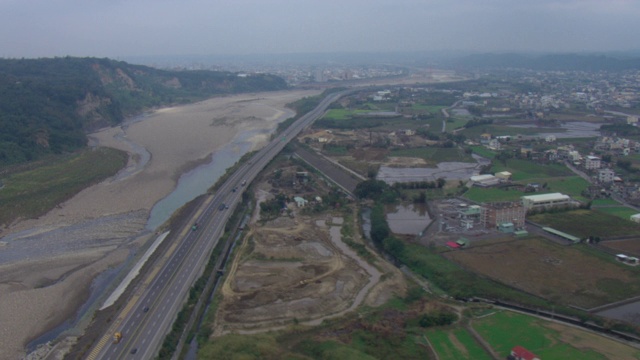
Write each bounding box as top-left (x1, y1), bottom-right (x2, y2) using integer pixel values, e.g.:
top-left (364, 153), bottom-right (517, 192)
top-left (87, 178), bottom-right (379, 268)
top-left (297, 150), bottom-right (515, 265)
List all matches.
top-left (496, 70), bottom-right (640, 111)
top-left (451, 192), bottom-right (573, 236)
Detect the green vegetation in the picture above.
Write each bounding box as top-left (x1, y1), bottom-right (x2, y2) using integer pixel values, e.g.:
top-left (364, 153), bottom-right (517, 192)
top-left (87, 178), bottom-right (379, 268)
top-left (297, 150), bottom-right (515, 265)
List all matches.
top-left (426, 329), bottom-right (493, 360)
top-left (0, 147), bottom-right (127, 226)
top-left (491, 159), bottom-right (573, 181)
top-left (474, 311), bottom-right (611, 360)
top-left (594, 206), bottom-right (638, 220)
top-left (411, 104), bottom-right (445, 113)
top-left (470, 145), bottom-right (497, 159)
top-left (354, 179), bottom-right (398, 203)
top-left (544, 176), bottom-right (590, 201)
top-left (0, 57), bottom-right (287, 166)
top-left (529, 209), bottom-right (640, 238)
top-left (315, 116), bottom-right (391, 129)
top-left (199, 333), bottom-right (305, 360)
top-left (323, 108), bottom-right (369, 120)
top-left (445, 117), bottom-right (469, 132)
top-left (591, 198), bottom-right (621, 206)
top-left (259, 193), bottom-right (287, 220)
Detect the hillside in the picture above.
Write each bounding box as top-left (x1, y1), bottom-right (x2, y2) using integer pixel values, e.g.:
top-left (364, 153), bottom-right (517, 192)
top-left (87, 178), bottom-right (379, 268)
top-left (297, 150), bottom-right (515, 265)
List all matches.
top-left (0, 57), bottom-right (288, 166)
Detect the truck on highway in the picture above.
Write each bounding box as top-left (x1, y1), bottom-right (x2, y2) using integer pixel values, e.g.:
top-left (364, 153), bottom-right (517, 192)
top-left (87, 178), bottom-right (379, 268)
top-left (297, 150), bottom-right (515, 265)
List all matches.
top-left (113, 332), bottom-right (122, 344)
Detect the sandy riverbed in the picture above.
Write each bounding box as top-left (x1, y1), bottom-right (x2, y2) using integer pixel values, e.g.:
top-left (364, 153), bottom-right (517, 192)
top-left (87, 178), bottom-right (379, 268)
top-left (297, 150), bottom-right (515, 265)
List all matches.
top-left (0, 89), bottom-right (320, 360)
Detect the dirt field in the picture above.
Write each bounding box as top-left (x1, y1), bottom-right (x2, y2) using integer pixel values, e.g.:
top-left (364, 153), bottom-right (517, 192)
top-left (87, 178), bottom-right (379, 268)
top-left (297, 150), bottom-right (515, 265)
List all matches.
top-left (600, 238), bottom-right (640, 257)
top-left (443, 237), bottom-right (640, 309)
top-left (544, 322), bottom-right (640, 359)
top-left (212, 173), bottom-right (406, 334)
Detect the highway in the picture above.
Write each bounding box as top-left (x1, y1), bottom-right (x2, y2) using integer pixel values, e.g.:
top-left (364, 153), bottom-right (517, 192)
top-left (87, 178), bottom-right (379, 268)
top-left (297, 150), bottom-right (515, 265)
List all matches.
top-left (86, 89), bottom-right (351, 359)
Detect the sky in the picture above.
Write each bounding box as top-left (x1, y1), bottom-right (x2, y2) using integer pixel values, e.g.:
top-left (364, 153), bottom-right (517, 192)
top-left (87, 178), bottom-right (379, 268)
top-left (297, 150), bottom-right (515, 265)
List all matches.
top-left (1, 0), bottom-right (639, 58)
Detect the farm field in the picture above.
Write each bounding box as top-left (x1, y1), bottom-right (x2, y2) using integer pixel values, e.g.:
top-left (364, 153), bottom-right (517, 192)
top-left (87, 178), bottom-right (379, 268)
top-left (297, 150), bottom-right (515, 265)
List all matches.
top-left (473, 310), bottom-right (640, 359)
top-left (390, 147), bottom-right (475, 164)
top-left (411, 104), bottom-right (446, 113)
top-left (443, 236), bottom-right (640, 308)
top-left (470, 145), bottom-right (497, 159)
top-left (544, 176), bottom-right (590, 201)
top-left (594, 206), bottom-right (639, 220)
top-left (491, 159), bottom-right (574, 181)
top-left (592, 198), bottom-right (623, 206)
top-left (600, 238), bottom-right (640, 256)
top-left (426, 328), bottom-right (493, 360)
top-left (528, 209), bottom-right (640, 238)
top-left (445, 117), bottom-right (469, 132)
top-left (323, 108), bottom-right (370, 120)
top-left (461, 124), bottom-right (562, 138)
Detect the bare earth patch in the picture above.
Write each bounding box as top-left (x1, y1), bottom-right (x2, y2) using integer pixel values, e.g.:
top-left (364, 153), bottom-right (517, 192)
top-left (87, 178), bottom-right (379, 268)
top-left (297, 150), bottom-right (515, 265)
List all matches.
top-left (444, 237), bottom-right (640, 308)
top-left (214, 204), bottom-right (405, 335)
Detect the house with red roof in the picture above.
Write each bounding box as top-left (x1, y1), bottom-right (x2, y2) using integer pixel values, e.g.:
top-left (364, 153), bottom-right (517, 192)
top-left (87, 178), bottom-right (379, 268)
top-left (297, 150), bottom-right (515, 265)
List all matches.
top-left (508, 345), bottom-right (540, 360)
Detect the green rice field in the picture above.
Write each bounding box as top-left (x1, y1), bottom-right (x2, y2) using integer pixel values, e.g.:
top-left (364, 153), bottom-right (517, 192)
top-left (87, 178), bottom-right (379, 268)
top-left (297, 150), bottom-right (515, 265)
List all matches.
top-left (426, 328), bottom-right (493, 360)
top-left (473, 311), bottom-right (633, 360)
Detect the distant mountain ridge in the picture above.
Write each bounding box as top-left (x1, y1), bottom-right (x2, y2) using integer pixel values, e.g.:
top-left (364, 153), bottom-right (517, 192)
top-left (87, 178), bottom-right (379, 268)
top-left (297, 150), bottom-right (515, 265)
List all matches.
top-left (0, 57), bottom-right (288, 166)
top-left (450, 53), bottom-right (640, 71)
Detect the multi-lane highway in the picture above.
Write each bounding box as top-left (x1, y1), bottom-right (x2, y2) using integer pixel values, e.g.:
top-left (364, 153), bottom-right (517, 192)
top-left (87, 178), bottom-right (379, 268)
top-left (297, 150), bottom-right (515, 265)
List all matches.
top-left (86, 89), bottom-right (351, 359)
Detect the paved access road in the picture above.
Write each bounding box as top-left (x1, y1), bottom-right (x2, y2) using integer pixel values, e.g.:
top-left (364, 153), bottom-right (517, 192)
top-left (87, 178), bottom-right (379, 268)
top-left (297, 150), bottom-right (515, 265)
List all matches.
top-left (86, 89), bottom-right (352, 359)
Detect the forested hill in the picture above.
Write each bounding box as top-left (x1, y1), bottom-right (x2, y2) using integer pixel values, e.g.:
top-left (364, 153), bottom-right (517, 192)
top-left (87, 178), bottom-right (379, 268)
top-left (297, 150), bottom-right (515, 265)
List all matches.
top-left (0, 57), bottom-right (288, 166)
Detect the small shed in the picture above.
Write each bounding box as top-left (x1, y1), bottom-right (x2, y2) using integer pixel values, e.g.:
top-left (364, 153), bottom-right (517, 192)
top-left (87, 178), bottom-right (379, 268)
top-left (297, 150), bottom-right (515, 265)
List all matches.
top-left (456, 237), bottom-right (469, 247)
top-left (495, 171), bottom-right (512, 180)
top-left (293, 196), bottom-right (308, 207)
top-left (498, 222), bottom-right (515, 233)
top-left (510, 345), bottom-right (540, 360)
top-left (514, 230), bottom-right (529, 237)
top-left (630, 213), bottom-right (640, 223)
top-left (446, 241), bottom-right (461, 249)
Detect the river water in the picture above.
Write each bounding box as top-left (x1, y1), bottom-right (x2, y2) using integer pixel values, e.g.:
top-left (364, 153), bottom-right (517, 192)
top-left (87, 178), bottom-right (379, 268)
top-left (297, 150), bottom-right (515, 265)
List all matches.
top-left (145, 126), bottom-right (273, 230)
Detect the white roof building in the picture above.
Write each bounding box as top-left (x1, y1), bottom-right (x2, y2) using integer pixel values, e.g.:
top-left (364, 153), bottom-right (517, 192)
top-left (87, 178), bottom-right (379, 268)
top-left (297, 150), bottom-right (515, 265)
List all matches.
top-left (521, 193), bottom-right (571, 209)
top-left (630, 213), bottom-right (640, 223)
top-left (470, 174), bottom-right (500, 187)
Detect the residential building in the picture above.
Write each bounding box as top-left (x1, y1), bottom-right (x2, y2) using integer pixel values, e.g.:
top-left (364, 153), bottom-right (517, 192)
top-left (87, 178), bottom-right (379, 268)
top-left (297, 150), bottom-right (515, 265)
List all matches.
top-left (481, 202), bottom-right (526, 229)
top-left (585, 155), bottom-right (601, 170)
top-left (599, 168), bottom-right (615, 183)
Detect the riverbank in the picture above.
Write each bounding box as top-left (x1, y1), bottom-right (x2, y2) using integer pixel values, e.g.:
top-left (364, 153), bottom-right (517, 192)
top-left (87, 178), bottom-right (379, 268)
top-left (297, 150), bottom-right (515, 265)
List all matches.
top-left (0, 89), bottom-right (320, 360)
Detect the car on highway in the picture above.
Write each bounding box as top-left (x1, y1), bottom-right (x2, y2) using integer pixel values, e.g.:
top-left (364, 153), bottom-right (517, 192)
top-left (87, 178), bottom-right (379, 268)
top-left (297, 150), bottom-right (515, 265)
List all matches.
top-left (143, 306), bottom-right (149, 313)
top-left (130, 348), bottom-right (138, 354)
top-left (219, 203), bottom-right (226, 211)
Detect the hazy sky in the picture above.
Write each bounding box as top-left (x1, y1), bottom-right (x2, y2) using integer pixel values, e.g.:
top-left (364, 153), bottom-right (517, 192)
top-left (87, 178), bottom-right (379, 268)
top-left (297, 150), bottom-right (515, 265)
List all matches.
top-left (1, 0), bottom-right (639, 58)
